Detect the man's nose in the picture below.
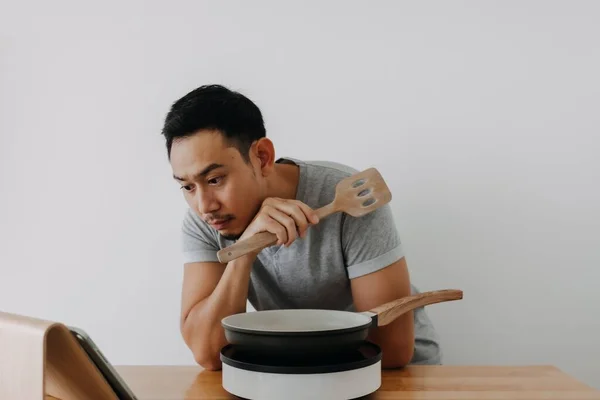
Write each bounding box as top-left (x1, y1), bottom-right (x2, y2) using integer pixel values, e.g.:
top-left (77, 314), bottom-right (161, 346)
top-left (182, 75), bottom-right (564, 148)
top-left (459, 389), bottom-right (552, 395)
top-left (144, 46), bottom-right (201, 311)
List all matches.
top-left (196, 192), bottom-right (219, 214)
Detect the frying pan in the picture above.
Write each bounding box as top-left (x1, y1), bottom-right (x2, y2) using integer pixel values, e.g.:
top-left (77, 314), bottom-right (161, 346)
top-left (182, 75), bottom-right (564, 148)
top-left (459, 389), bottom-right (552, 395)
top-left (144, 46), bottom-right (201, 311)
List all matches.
top-left (221, 289), bottom-right (463, 355)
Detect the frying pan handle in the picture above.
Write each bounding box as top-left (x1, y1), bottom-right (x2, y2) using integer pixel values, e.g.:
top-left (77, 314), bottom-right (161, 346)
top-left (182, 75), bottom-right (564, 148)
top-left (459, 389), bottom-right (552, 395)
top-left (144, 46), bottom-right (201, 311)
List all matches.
top-left (369, 289), bottom-right (463, 327)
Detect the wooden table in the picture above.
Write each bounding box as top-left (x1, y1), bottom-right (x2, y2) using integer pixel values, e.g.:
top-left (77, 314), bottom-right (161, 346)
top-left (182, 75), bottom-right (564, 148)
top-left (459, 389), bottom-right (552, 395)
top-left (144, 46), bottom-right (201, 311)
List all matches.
top-left (106, 365), bottom-right (599, 399)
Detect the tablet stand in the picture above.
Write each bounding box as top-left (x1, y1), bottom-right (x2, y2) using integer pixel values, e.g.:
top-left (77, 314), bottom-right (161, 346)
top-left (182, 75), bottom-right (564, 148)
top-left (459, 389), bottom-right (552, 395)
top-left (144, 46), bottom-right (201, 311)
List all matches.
top-left (0, 310), bottom-right (118, 400)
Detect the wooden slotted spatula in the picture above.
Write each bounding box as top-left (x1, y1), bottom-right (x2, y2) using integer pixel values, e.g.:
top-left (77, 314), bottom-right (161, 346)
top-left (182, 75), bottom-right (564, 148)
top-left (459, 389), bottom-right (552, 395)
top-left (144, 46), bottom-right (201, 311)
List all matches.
top-left (216, 167), bottom-right (392, 263)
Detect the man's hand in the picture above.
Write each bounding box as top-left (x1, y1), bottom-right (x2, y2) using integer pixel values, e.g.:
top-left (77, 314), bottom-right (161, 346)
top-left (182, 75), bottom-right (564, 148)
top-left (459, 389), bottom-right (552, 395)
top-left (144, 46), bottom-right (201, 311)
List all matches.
top-left (240, 197), bottom-right (320, 248)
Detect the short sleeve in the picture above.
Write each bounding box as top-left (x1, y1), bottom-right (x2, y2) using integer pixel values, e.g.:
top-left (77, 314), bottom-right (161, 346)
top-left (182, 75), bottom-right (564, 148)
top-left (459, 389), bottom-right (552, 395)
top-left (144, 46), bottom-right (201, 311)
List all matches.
top-left (181, 208), bottom-right (220, 264)
top-left (341, 203), bottom-right (404, 279)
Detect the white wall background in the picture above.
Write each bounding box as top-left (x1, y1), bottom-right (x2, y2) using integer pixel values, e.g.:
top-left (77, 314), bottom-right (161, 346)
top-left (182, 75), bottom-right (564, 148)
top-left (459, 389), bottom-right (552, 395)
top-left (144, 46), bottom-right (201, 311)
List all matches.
top-left (1, 0), bottom-right (599, 389)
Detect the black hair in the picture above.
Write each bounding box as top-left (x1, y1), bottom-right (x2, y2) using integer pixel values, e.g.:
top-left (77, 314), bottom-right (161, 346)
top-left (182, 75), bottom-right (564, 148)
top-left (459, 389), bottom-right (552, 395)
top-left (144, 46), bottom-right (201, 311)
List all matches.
top-left (161, 84), bottom-right (266, 161)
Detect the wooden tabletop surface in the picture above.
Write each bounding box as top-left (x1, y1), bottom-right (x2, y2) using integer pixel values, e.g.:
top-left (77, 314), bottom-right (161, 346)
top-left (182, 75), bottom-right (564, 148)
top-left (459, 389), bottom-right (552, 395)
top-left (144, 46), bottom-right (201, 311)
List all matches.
top-left (89, 365), bottom-right (599, 400)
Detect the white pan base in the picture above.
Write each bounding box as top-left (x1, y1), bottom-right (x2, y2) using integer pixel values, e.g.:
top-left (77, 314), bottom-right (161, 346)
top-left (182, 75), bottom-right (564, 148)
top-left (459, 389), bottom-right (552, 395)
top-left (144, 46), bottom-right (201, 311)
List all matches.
top-left (222, 361), bottom-right (381, 400)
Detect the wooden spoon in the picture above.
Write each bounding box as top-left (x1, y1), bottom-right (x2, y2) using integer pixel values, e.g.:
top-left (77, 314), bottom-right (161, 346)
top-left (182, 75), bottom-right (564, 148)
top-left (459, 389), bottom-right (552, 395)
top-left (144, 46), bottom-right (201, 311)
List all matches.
top-left (216, 167), bottom-right (392, 263)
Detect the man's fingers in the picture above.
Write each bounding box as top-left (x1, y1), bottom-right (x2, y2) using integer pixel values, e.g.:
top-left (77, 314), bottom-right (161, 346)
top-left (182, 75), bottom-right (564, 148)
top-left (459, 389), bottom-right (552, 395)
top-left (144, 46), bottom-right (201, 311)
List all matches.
top-left (266, 207), bottom-right (298, 246)
top-left (293, 200), bottom-right (319, 232)
top-left (257, 198), bottom-right (319, 246)
top-left (264, 218), bottom-right (288, 246)
top-left (275, 201), bottom-right (310, 238)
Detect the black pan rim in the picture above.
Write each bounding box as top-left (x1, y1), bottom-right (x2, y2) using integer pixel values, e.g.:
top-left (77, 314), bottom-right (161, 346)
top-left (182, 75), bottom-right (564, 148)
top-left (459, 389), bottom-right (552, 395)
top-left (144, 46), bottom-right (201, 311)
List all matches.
top-left (220, 342), bottom-right (382, 374)
top-left (222, 321), bottom-right (372, 336)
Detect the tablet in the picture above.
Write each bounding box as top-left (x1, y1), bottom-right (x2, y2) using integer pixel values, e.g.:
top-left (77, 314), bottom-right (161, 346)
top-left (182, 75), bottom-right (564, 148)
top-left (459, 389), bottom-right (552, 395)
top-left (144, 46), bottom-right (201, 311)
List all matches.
top-left (69, 326), bottom-right (138, 400)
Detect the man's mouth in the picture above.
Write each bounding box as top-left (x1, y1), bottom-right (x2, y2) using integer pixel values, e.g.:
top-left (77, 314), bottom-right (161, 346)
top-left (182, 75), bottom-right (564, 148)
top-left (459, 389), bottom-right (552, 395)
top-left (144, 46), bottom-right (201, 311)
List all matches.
top-left (208, 217), bottom-right (232, 230)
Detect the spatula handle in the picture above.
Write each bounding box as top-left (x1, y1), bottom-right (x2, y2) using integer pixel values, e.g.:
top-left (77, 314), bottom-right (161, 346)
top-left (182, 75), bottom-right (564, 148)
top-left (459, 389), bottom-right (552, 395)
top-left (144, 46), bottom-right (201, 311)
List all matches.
top-left (217, 232), bottom-right (278, 263)
top-left (216, 203), bottom-right (338, 264)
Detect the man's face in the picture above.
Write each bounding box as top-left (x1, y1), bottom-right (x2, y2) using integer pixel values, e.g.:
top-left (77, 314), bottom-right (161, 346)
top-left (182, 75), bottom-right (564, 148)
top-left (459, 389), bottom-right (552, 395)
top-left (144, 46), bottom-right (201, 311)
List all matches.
top-left (170, 130), bottom-right (265, 240)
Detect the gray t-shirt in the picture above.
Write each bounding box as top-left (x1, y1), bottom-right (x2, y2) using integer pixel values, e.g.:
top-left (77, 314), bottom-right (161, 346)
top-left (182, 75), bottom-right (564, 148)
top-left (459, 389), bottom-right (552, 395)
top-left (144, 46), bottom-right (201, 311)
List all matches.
top-left (181, 157), bottom-right (442, 364)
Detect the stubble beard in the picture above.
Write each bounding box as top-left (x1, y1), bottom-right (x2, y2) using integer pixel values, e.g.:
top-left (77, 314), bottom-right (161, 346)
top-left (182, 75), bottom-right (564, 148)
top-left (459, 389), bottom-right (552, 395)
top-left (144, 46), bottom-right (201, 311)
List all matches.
top-left (220, 232), bottom-right (243, 241)
top-left (220, 200), bottom-right (263, 242)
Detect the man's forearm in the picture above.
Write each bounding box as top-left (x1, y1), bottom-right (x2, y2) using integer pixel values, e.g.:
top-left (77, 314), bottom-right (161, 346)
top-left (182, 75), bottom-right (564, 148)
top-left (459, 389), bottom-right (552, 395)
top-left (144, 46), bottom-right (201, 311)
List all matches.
top-left (370, 311), bottom-right (415, 369)
top-left (182, 255), bottom-right (255, 369)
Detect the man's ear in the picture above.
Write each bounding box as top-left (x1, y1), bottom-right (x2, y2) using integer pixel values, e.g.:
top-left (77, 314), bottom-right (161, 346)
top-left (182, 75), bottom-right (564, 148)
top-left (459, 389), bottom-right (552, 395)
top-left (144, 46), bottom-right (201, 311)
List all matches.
top-left (252, 138), bottom-right (276, 176)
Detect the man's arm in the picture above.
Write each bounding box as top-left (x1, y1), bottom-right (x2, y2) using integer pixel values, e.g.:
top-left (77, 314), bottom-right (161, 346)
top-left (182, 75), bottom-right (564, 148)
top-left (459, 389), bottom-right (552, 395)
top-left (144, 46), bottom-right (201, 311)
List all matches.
top-left (350, 257), bottom-right (414, 369)
top-left (179, 197), bottom-right (319, 370)
top-left (180, 255), bottom-right (255, 370)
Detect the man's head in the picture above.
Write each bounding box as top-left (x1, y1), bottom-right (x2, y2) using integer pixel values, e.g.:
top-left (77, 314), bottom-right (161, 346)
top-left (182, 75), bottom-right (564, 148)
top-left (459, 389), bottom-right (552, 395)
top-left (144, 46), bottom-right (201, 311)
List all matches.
top-left (162, 84), bottom-right (275, 240)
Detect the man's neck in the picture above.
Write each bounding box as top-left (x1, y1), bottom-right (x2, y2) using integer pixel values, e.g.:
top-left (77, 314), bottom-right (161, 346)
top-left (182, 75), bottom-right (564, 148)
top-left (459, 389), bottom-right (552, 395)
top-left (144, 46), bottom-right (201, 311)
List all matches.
top-left (266, 162), bottom-right (300, 200)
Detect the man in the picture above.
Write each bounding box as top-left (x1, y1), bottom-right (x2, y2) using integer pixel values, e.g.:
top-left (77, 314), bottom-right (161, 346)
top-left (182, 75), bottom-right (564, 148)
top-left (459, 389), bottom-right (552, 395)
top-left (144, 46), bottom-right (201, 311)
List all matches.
top-left (161, 84), bottom-right (441, 370)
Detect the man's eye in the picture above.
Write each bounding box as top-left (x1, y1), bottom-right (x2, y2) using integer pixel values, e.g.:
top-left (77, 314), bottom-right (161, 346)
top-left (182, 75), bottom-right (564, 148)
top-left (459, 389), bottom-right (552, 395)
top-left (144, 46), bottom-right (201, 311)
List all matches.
top-left (181, 185), bottom-right (194, 192)
top-left (208, 176), bottom-right (224, 185)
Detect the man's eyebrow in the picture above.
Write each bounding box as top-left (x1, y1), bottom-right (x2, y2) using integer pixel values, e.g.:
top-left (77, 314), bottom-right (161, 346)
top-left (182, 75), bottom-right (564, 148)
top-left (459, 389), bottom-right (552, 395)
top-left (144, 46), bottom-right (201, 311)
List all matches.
top-left (173, 163), bottom-right (225, 181)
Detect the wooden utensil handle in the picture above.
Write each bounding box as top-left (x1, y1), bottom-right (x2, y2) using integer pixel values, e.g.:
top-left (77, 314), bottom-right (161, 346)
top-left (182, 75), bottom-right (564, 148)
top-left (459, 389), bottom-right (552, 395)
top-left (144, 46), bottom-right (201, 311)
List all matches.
top-left (315, 202), bottom-right (337, 220)
top-left (216, 203), bottom-right (339, 263)
top-left (369, 289), bottom-right (463, 327)
top-left (217, 232), bottom-right (277, 263)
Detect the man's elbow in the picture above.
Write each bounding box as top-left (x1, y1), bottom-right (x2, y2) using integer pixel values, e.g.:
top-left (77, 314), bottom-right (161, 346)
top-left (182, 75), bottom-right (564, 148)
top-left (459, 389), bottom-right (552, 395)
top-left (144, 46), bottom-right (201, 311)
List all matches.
top-left (193, 349), bottom-right (223, 371)
top-left (186, 337), bottom-right (223, 370)
top-left (181, 319), bottom-right (223, 370)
